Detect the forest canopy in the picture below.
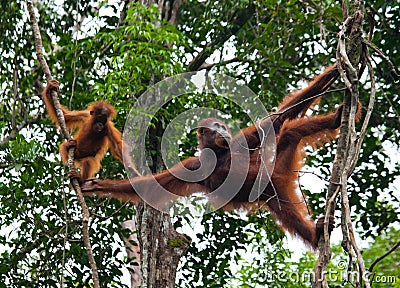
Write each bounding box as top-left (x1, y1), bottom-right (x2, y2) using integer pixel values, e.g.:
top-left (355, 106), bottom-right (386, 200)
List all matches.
top-left (0, 1), bottom-right (399, 287)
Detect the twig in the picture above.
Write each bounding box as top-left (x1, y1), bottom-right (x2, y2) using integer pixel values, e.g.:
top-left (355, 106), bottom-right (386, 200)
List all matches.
top-left (342, 0), bottom-right (348, 20)
top-left (188, 4), bottom-right (255, 71)
top-left (295, 170), bottom-right (330, 183)
top-left (12, 55), bottom-right (18, 132)
top-left (362, 39), bottom-right (399, 80)
top-left (198, 57), bottom-right (240, 71)
top-left (369, 240), bottom-right (400, 272)
top-left (0, 116), bottom-right (42, 146)
top-left (262, 88), bottom-right (347, 123)
top-left (26, 1), bottom-right (100, 287)
top-left (69, 0), bottom-right (80, 109)
top-left (366, 10), bottom-right (374, 43)
top-left (90, 201), bottom-right (131, 219)
top-left (60, 176), bottom-right (69, 288)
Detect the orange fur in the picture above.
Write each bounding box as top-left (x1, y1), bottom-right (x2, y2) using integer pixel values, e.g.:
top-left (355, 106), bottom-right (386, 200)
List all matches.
top-left (42, 80), bottom-right (140, 181)
top-left (81, 65), bottom-right (360, 249)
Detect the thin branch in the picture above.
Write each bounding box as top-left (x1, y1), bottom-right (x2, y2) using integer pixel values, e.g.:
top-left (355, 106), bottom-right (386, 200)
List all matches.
top-left (12, 55), bottom-right (18, 132)
top-left (262, 88), bottom-right (346, 122)
top-left (198, 57), bottom-right (240, 71)
top-left (60, 176), bottom-right (69, 288)
top-left (90, 201), bottom-right (131, 219)
top-left (369, 240), bottom-right (400, 272)
top-left (0, 116), bottom-right (42, 146)
top-left (295, 170), bottom-right (330, 183)
top-left (342, 0), bottom-right (348, 20)
top-left (366, 10), bottom-right (374, 43)
top-left (26, 1), bottom-right (69, 138)
top-left (26, 1), bottom-right (100, 287)
top-left (362, 39), bottom-right (399, 80)
top-left (188, 4), bottom-right (255, 71)
top-left (26, 3), bottom-right (51, 81)
top-left (69, 0), bottom-right (80, 110)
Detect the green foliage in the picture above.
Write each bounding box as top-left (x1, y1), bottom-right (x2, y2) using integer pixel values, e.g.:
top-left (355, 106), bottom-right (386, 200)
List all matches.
top-left (90, 2), bottom-right (186, 103)
top-left (363, 227), bottom-right (400, 287)
top-left (177, 211), bottom-right (287, 287)
top-left (229, 231), bottom-right (400, 288)
top-left (0, 0), bottom-right (399, 287)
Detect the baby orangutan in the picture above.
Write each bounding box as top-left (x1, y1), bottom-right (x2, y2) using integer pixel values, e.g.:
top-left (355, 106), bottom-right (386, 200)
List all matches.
top-left (42, 80), bottom-right (140, 182)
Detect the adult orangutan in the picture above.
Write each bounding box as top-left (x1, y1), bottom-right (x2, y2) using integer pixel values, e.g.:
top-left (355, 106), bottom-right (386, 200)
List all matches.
top-left (81, 65), bottom-right (361, 248)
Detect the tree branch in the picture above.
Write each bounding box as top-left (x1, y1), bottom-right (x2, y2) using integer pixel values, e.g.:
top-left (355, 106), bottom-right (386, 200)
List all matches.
top-left (361, 39), bottom-right (399, 80)
top-left (188, 4), bottom-right (255, 71)
top-left (0, 116), bottom-right (42, 147)
top-left (26, 1), bottom-right (100, 287)
top-left (369, 240), bottom-right (400, 273)
top-left (313, 1), bottom-right (373, 287)
top-left (198, 56), bottom-right (240, 71)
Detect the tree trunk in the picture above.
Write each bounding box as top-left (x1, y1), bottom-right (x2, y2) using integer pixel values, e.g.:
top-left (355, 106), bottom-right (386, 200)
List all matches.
top-left (126, 0), bottom-right (188, 287)
top-left (137, 204), bottom-right (190, 287)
